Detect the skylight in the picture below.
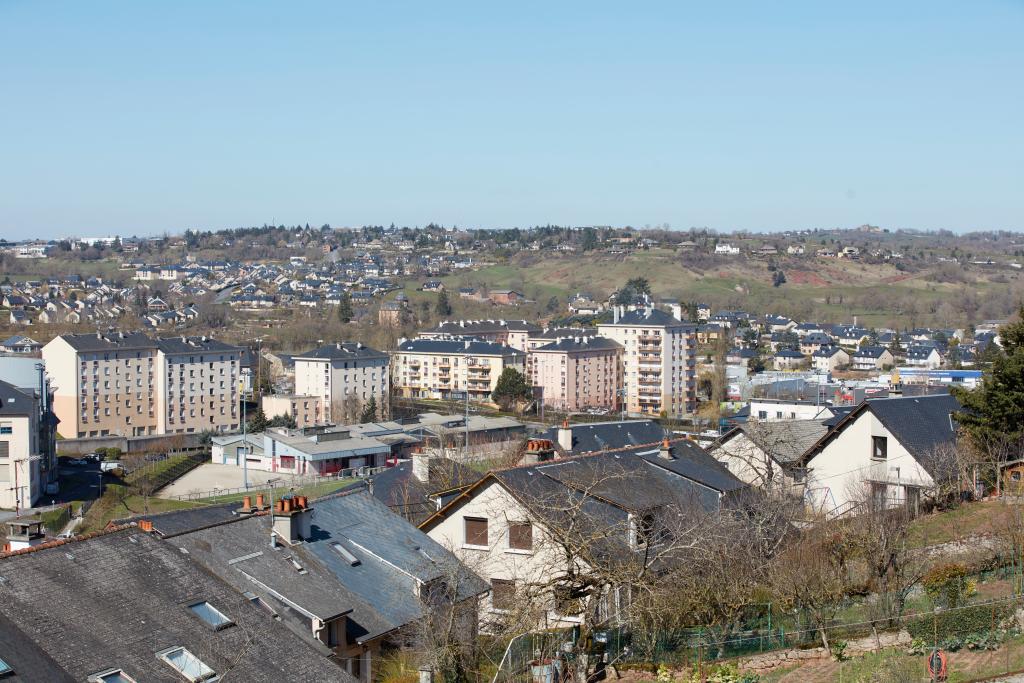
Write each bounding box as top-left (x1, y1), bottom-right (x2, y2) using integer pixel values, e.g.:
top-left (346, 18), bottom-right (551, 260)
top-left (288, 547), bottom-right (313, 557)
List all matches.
top-left (88, 669), bottom-right (137, 683)
top-left (188, 601), bottom-right (233, 630)
top-left (0, 658), bottom-right (11, 677)
top-left (157, 647), bottom-right (216, 682)
top-left (330, 541), bottom-right (360, 566)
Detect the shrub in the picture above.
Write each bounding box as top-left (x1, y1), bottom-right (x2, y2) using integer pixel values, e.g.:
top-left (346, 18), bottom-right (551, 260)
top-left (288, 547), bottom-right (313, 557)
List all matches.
top-left (922, 563), bottom-right (974, 608)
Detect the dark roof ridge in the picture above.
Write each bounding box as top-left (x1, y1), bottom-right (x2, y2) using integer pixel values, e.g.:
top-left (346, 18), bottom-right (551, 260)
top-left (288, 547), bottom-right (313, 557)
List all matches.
top-left (0, 524), bottom-right (133, 559)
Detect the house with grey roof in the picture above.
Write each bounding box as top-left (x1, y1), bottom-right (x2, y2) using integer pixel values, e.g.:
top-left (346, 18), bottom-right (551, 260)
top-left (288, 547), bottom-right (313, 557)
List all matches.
top-left (799, 394), bottom-right (962, 515)
top-left (708, 420), bottom-right (829, 494)
top-left (0, 524), bottom-right (354, 682)
top-left (419, 438), bottom-right (745, 628)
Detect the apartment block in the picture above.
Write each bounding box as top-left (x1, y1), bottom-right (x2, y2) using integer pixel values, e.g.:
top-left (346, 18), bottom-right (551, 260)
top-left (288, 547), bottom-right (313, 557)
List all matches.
top-left (43, 332), bottom-right (242, 438)
top-left (262, 394), bottom-right (326, 428)
top-left (530, 336), bottom-right (623, 412)
top-left (293, 342), bottom-right (389, 424)
top-left (597, 307), bottom-right (698, 416)
top-left (393, 338), bottom-right (526, 401)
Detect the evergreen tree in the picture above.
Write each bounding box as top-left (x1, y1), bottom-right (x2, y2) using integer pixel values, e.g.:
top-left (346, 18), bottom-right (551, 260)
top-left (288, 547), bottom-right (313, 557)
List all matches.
top-left (337, 291), bottom-right (354, 323)
top-left (247, 407), bottom-right (269, 433)
top-left (359, 396), bottom-right (378, 423)
top-left (436, 290), bottom-right (452, 316)
top-left (491, 368), bottom-right (533, 410)
top-left (953, 306), bottom-right (1024, 443)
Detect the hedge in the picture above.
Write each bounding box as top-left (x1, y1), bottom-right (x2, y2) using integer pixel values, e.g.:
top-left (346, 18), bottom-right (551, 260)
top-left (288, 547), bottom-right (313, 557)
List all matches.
top-left (905, 601), bottom-right (1013, 641)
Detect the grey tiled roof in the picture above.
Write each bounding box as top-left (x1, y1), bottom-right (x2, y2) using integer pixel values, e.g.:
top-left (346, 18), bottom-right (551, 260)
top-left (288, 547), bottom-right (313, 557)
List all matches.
top-left (293, 341), bottom-right (388, 361)
top-left (600, 308), bottom-right (694, 328)
top-left (540, 419), bottom-right (667, 455)
top-left (0, 379), bottom-right (34, 417)
top-left (534, 337), bottom-right (622, 353)
top-left (0, 527), bottom-right (353, 682)
top-left (398, 339), bottom-right (524, 356)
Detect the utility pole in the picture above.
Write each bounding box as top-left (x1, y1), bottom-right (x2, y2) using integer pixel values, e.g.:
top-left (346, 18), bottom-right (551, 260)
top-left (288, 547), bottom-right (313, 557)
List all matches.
top-left (241, 376), bottom-right (249, 490)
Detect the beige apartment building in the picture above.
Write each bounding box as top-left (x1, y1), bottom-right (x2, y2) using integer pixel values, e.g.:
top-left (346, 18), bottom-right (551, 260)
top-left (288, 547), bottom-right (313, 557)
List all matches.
top-left (43, 332), bottom-right (242, 438)
top-left (293, 342), bottom-right (389, 423)
top-left (393, 338), bottom-right (526, 401)
top-left (597, 307), bottom-right (698, 417)
top-left (261, 394), bottom-right (325, 428)
top-left (530, 336), bottom-right (623, 412)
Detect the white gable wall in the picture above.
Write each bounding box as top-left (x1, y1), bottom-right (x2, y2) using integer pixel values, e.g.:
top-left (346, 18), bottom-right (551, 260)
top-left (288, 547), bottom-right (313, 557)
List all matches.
top-left (805, 411), bottom-right (935, 513)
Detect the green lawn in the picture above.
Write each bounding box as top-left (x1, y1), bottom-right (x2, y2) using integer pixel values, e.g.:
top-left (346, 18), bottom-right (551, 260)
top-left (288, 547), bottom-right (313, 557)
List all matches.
top-left (908, 500), bottom-right (1010, 549)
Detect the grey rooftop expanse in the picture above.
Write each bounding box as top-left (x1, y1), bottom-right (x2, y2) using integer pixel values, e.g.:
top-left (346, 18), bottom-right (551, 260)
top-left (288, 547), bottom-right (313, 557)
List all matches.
top-left (599, 307), bottom-right (694, 328)
top-left (540, 419), bottom-right (667, 455)
top-left (293, 341), bottom-right (388, 361)
top-left (0, 527), bottom-right (353, 682)
top-left (0, 379), bottom-right (34, 417)
top-left (55, 331), bottom-right (241, 355)
top-left (425, 319), bottom-right (541, 335)
top-left (533, 337), bottom-right (623, 353)
top-left (397, 338), bottom-right (525, 356)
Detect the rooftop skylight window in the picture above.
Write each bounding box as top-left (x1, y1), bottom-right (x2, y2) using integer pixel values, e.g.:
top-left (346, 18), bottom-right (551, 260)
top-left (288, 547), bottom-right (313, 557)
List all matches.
top-left (157, 647), bottom-right (217, 682)
top-left (188, 601), bottom-right (233, 631)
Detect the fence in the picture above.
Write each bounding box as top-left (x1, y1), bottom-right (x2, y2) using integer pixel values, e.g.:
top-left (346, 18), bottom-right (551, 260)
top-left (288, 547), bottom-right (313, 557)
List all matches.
top-left (490, 595), bottom-right (1024, 682)
top-left (164, 465), bottom-right (385, 501)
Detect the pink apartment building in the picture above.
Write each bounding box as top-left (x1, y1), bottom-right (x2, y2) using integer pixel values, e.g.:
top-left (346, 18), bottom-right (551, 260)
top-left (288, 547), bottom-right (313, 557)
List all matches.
top-left (530, 336), bottom-right (623, 412)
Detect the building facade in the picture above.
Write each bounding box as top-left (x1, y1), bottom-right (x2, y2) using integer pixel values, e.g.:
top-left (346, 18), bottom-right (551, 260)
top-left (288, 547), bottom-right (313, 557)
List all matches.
top-left (43, 332), bottom-right (242, 438)
top-left (529, 336), bottom-right (623, 412)
top-left (597, 308), bottom-right (698, 416)
top-left (393, 339), bottom-right (526, 401)
top-left (293, 342), bottom-right (389, 424)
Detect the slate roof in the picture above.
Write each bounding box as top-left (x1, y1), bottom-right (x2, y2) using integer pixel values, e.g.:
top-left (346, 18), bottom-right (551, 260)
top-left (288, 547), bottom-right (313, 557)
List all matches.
top-left (427, 320), bottom-right (541, 335)
top-left (302, 490), bottom-right (488, 639)
top-left (0, 527), bottom-right (352, 682)
top-left (0, 379), bottom-right (34, 417)
top-left (365, 458), bottom-right (484, 523)
top-left (853, 345), bottom-right (889, 359)
top-left (715, 420), bottom-right (829, 464)
top-left (530, 327), bottom-right (597, 340)
top-left (56, 331), bottom-right (156, 352)
top-left (110, 502), bottom-right (241, 537)
top-left (156, 336), bottom-right (241, 355)
top-left (533, 337), bottom-right (623, 353)
top-left (775, 349), bottom-right (804, 359)
top-left (802, 394), bottom-right (962, 478)
top-left (600, 308), bottom-right (693, 328)
top-left (540, 419), bottom-right (667, 455)
top-left (397, 339), bottom-right (525, 356)
top-left (294, 341), bottom-right (388, 362)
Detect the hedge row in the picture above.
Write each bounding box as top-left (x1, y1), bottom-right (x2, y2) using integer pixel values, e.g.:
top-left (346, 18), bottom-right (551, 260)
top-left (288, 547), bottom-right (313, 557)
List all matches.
top-left (905, 601), bottom-right (1013, 641)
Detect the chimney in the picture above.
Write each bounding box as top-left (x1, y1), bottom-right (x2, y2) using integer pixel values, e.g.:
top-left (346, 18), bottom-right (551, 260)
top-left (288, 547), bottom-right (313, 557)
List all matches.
top-left (138, 519), bottom-right (154, 532)
top-left (522, 438), bottom-right (556, 465)
top-left (273, 495), bottom-right (314, 544)
top-left (412, 453), bottom-right (431, 483)
top-left (5, 521), bottom-right (44, 551)
top-left (658, 437), bottom-right (674, 460)
top-left (256, 493), bottom-right (266, 509)
top-left (613, 306), bottom-right (620, 324)
top-left (557, 419), bottom-right (573, 452)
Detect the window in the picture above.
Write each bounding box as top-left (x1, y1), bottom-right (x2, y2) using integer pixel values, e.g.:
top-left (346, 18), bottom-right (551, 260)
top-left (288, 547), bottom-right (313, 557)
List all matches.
top-left (0, 658), bottom-right (11, 677)
top-left (464, 517), bottom-right (488, 547)
top-left (88, 670), bottom-right (137, 683)
top-left (1013, 471), bottom-right (1022, 482)
top-left (0, 427), bottom-right (10, 435)
top-left (508, 522), bottom-right (532, 551)
top-left (188, 601), bottom-right (233, 630)
top-left (157, 647), bottom-right (216, 682)
top-left (491, 578), bottom-right (515, 610)
top-left (330, 541), bottom-right (361, 566)
top-left (872, 436), bottom-right (888, 460)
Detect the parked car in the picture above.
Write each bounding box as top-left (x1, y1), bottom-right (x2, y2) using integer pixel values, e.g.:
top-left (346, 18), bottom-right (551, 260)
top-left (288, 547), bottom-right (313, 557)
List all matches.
top-left (83, 453), bottom-right (100, 463)
top-left (66, 458), bottom-right (88, 467)
top-left (100, 461), bottom-right (123, 473)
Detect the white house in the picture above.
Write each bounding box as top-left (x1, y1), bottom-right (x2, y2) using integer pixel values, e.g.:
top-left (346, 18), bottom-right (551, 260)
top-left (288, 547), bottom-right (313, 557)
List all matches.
top-left (715, 243), bottom-right (740, 255)
top-left (800, 394), bottom-right (960, 515)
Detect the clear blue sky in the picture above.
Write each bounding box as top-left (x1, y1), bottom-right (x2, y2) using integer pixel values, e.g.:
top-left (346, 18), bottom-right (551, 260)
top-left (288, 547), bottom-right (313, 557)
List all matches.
top-left (1, 1), bottom-right (1021, 238)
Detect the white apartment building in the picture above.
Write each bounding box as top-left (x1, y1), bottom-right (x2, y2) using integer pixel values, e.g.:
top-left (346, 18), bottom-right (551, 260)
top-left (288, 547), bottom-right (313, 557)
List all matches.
top-left (0, 379), bottom-right (46, 510)
top-left (597, 307), bottom-right (698, 416)
top-left (393, 338), bottom-right (526, 401)
top-left (42, 332), bottom-right (242, 438)
top-left (293, 342), bottom-right (389, 424)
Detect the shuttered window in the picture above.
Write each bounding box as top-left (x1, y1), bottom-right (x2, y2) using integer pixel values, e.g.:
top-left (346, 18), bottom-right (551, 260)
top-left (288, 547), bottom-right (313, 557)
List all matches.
top-left (464, 517), bottom-right (488, 547)
top-left (491, 579), bottom-right (515, 610)
top-left (0, 441), bottom-right (8, 458)
top-left (508, 522), bottom-right (532, 551)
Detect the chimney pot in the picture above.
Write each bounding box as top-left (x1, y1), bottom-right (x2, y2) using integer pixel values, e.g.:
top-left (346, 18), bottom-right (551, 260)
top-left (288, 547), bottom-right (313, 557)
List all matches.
top-left (256, 493), bottom-right (265, 509)
top-left (242, 495), bottom-right (252, 511)
top-left (139, 520), bottom-right (153, 532)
